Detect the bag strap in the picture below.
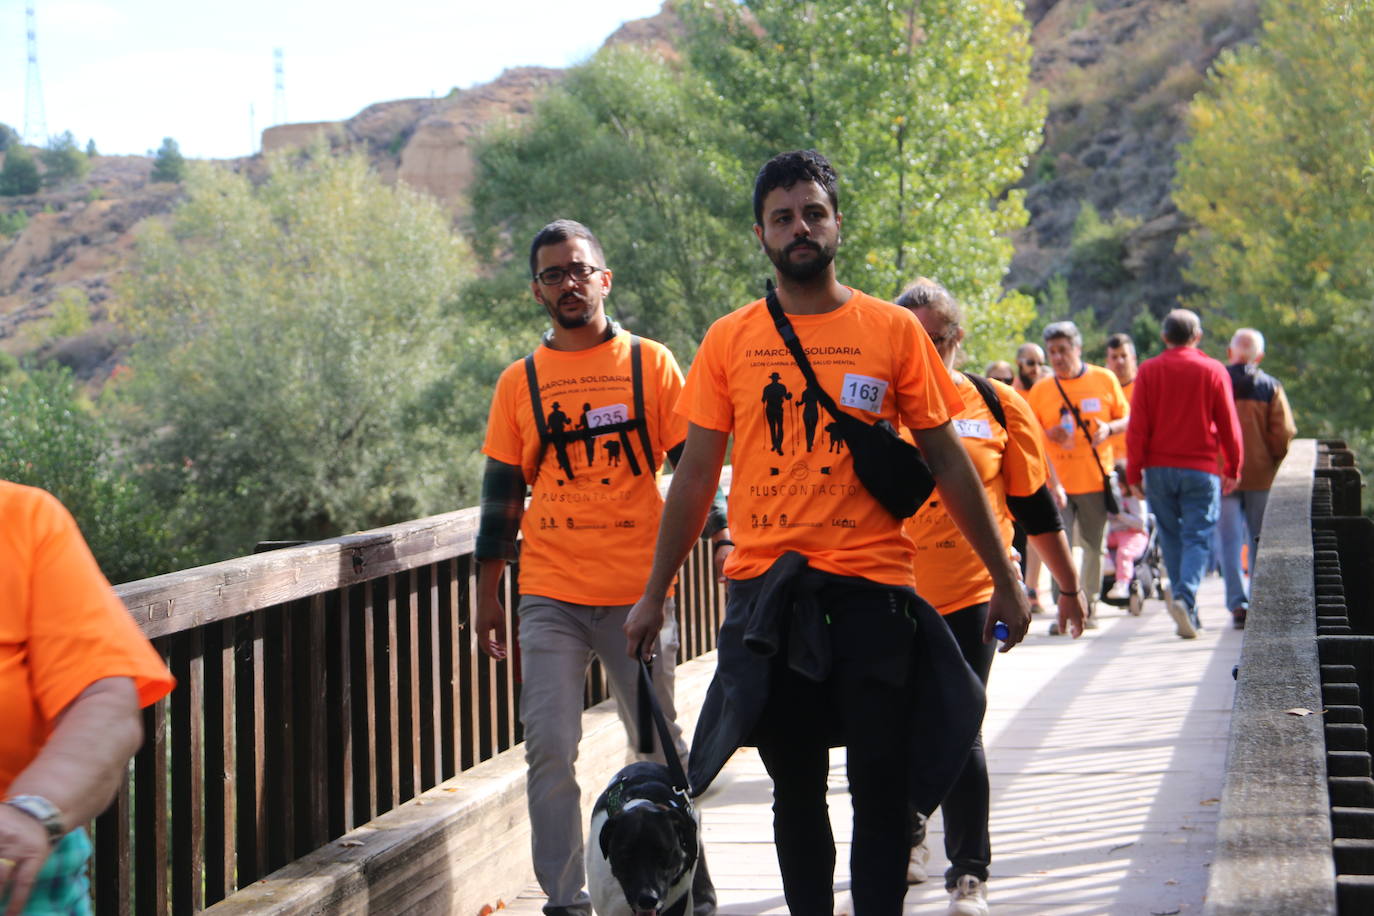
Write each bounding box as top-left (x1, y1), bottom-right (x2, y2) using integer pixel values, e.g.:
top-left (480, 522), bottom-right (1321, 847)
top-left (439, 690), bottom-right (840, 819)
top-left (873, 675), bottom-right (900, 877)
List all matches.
top-left (1052, 374), bottom-right (1113, 484)
top-left (764, 285), bottom-right (850, 427)
top-left (630, 335), bottom-right (657, 476)
top-left (638, 658), bottom-right (692, 800)
top-left (962, 372), bottom-right (1006, 431)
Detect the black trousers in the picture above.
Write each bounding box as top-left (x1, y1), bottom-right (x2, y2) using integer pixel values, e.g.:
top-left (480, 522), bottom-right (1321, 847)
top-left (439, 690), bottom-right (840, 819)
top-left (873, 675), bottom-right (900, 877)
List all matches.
top-left (912, 601), bottom-right (996, 888)
top-left (752, 591), bottom-right (918, 916)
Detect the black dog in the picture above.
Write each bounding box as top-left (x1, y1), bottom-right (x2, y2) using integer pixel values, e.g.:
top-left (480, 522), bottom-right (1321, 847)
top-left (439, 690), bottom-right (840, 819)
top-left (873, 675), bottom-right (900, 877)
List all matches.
top-left (587, 761), bottom-right (699, 916)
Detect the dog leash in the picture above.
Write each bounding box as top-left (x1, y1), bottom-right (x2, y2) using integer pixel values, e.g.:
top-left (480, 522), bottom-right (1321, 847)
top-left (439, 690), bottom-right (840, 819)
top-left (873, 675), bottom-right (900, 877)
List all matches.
top-left (637, 658), bottom-right (692, 801)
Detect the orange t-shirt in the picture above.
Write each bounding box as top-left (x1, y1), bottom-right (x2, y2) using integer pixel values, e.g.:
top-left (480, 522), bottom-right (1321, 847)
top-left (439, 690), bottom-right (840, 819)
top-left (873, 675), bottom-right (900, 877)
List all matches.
top-left (905, 375), bottom-right (1049, 615)
top-left (1106, 378), bottom-right (1134, 459)
top-left (0, 481), bottom-right (175, 794)
top-left (679, 290), bottom-right (962, 587)
top-left (482, 332), bottom-right (688, 606)
top-left (1025, 365), bottom-right (1129, 494)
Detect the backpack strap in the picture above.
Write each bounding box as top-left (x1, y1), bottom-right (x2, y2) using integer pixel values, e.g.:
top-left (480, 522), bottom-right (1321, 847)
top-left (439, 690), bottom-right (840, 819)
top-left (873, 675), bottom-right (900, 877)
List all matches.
top-left (630, 336), bottom-right (657, 476)
top-left (523, 337), bottom-right (656, 482)
top-left (962, 372), bottom-right (1007, 431)
top-left (524, 354), bottom-right (556, 481)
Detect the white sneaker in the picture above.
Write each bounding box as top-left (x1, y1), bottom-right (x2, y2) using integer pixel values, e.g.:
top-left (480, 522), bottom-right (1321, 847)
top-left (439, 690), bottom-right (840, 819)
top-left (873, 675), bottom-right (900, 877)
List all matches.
top-left (1106, 579), bottom-right (1130, 600)
top-left (907, 840), bottom-right (931, 883)
top-left (946, 874), bottom-right (990, 916)
top-left (834, 890), bottom-right (854, 916)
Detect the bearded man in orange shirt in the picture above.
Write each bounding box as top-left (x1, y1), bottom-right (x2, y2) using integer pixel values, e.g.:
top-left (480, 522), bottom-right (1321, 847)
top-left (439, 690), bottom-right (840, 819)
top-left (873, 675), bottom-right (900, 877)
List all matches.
top-left (628, 150), bottom-right (1029, 915)
top-left (473, 220), bottom-right (726, 916)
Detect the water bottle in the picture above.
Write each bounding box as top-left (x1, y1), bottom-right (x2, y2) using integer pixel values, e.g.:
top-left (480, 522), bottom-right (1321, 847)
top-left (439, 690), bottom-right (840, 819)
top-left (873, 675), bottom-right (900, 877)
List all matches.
top-left (994, 621), bottom-right (1010, 642)
top-left (1059, 406), bottom-right (1074, 438)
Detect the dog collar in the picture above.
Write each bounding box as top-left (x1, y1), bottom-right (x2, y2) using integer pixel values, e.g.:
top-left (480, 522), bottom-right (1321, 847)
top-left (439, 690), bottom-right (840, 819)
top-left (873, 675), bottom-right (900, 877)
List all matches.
top-left (604, 775), bottom-right (693, 818)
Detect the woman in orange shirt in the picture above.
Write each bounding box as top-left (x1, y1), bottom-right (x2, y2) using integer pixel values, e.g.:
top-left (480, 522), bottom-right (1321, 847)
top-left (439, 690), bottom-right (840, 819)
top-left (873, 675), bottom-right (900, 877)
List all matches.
top-left (896, 280), bottom-right (1086, 916)
top-left (0, 481), bottom-right (174, 914)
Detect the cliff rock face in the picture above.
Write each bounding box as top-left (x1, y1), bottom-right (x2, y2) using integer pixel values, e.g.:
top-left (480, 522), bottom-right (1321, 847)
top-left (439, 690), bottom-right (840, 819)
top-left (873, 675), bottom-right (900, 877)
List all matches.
top-left (1011, 0), bottom-right (1259, 327)
top-left (0, 0), bottom-right (1259, 379)
top-left (395, 68), bottom-right (562, 218)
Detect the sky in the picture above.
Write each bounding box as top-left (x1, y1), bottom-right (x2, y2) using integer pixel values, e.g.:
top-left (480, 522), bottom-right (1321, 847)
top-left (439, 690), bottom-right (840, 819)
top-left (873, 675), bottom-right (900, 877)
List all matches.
top-left (0, 0), bottom-right (666, 160)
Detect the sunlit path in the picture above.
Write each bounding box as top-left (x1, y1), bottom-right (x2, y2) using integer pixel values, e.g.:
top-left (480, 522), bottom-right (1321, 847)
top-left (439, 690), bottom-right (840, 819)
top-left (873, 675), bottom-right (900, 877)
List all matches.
top-left (507, 573), bottom-right (1239, 914)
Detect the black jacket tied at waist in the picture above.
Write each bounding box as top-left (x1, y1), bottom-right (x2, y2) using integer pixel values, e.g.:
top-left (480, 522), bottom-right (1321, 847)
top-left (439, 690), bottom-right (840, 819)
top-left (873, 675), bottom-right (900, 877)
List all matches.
top-left (688, 551), bottom-right (986, 816)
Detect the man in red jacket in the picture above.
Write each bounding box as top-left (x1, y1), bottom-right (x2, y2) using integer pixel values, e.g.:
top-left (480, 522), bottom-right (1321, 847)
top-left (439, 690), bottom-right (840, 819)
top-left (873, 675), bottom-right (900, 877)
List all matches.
top-left (1125, 310), bottom-right (1243, 639)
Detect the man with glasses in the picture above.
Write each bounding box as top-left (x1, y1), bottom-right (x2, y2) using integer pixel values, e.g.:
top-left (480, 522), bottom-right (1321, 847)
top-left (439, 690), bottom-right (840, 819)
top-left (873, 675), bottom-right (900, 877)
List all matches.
top-left (473, 219), bottom-right (723, 916)
top-left (1024, 321), bottom-right (1130, 629)
top-left (1012, 342), bottom-right (1051, 395)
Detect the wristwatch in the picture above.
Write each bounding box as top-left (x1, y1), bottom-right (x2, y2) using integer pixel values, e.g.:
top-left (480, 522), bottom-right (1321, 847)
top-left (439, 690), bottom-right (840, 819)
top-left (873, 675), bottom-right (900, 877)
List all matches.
top-left (2, 795), bottom-right (65, 846)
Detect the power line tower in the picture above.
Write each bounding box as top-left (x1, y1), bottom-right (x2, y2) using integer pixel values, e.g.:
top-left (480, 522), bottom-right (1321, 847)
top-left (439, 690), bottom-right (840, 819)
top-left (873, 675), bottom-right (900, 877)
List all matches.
top-left (272, 48), bottom-right (286, 125)
top-left (24, 2), bottom-right (48, 145)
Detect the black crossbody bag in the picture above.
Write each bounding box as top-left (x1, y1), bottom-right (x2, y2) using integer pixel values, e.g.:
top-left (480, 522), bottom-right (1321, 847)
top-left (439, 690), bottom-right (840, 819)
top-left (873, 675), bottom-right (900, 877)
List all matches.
top-left (764, 287), bottom-right (936, 519)
top-left (1052, 375), bottom-right (1121, 515)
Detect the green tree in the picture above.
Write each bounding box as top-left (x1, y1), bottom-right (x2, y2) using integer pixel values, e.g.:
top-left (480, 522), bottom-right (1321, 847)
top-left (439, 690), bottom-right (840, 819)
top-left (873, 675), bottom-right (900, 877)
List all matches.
top-left (677, 0), bottom-right (1045, 364)
top-left (150, 137), bottom-right (185, 183)
top-left (117, 148), bottom-right (482, 561)
top-left (26, 288), bottom-right (91, 346)
top-left (1175, 0), bottom-right (1374, 459)
top-left (0, 146), bottom-right (40, 196)
top-left (0, 365), bottom-right (192, 583)
top-left (469, 45), bottom-right (757, 362)
top-left (0, 209), bottom-right (28, 236)
top-left (39, 131), bottom-right (90, 186)
top-left (0, 123), bottom-right (18, 151)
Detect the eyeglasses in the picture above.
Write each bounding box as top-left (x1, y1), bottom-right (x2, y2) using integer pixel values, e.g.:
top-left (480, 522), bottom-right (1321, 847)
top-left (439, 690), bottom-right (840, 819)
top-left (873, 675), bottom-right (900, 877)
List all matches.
top-left (534, 263), bottom-right (605, 287)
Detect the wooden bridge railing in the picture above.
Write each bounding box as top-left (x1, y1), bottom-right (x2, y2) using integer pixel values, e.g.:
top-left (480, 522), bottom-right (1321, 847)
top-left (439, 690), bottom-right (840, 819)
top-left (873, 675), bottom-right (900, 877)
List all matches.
top-left (99, 474), bottom-right (729, 915)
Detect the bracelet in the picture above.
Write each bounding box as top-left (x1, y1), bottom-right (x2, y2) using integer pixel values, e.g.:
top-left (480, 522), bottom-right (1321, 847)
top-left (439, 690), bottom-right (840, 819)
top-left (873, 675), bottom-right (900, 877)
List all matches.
top-left (712, 539), bottom-right (735, 552)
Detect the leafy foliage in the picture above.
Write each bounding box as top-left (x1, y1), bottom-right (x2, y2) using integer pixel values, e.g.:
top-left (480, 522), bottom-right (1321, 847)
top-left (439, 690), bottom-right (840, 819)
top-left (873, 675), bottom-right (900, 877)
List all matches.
top-left (0, 365), bottom-right (192, 584)
top-left (676, 0), bottom-right (1044, 364)
top-left (116, 148), bottom-right (482, 561)
top-left (0, 123), bottom-right (18, 151)
top-left (0, 146), bottom-right (40, 196)
top-left (1175, 0), bottom-right (1374, 452)
top-left (25, 288), bottom-right (92, 346)
top-left (1068, 201), bottom-right (1139, 288)
top-left (150, 137), bottom-right (185, 183)
top-left (0, 209), bottom-right (28, 236)
top-left (469, 1), bottom-right (1043, 367)
top-left (39, 131), bottom-right (90, 186)
top-left (469, 45), bottom-right (757, 362)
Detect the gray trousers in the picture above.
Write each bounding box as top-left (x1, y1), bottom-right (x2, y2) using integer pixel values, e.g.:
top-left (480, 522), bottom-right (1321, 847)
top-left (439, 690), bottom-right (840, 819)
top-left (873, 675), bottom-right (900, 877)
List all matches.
top-left (517, 595), bottom-right (686, 912)
top-left (1054, 490), bottom-right (1109, 611)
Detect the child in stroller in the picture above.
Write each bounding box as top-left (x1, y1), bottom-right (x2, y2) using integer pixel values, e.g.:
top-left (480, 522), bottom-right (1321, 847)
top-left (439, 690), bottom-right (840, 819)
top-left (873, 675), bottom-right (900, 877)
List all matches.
top-left (1101, 473), bottom-right (1163, 615)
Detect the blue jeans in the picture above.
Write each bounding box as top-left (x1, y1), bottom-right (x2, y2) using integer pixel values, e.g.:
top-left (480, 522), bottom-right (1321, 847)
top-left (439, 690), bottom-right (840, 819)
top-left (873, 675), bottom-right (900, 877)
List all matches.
top-left (1144, 467), bottom-right (1221, 614)
top-left (1218, 490), bottom-right (1269, 612)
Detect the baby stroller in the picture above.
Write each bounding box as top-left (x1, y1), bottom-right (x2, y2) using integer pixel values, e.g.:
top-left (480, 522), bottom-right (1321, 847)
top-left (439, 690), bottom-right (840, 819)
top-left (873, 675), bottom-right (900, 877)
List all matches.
top-left (1100, 506), bottom-right (1167, 616)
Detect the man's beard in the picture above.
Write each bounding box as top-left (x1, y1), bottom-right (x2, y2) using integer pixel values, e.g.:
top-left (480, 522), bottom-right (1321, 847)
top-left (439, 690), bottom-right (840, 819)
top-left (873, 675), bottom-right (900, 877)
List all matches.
top-left (765, 237), bottom-right (837, 283)
top-left (1017, 369), bottom-right (1036, 389)
top-left (548, 293), bottom-right (596, 329)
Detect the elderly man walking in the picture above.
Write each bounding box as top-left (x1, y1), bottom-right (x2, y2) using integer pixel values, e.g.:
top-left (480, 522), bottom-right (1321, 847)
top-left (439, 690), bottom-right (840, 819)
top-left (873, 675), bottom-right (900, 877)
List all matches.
top-left (1218, 328), bottom-right (1296, 628)
top-left (1125, 310), bottom-right (1243, 639)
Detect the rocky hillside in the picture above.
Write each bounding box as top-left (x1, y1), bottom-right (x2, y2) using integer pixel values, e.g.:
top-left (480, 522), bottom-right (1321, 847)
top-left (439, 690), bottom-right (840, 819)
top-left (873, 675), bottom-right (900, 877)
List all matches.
top-left (1014, 0), bottom-right (1260, 326)
top-left (0, 0), bottom-right (1259, 383)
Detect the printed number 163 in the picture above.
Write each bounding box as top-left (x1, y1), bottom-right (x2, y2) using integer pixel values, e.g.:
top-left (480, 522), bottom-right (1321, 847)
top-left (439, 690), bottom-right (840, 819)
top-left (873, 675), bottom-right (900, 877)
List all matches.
top-left (847, 382), bottom-right (880, 403)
